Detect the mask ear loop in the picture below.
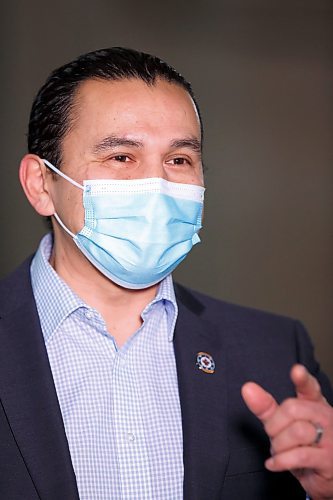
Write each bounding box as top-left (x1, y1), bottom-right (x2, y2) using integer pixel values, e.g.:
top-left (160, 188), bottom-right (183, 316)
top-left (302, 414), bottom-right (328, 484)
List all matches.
top-left (53, 213), bottom-right (76, 238)
top-left (43, 159), bottom-right (84, 190)
top-left (42, 159), bottom-right (84, 238)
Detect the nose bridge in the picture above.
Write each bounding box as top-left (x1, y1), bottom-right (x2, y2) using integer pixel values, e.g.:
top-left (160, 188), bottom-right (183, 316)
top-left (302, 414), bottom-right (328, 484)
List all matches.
top-left (141, 150), bottom-right (168, 180)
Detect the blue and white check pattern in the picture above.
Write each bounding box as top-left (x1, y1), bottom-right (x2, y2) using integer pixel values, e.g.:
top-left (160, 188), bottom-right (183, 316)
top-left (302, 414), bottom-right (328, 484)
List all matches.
top-left (30, 234), bottom-right (184, 499)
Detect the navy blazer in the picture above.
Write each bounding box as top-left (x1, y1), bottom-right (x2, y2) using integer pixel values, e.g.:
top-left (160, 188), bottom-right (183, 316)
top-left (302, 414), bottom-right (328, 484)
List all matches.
top-left (0, 258), bottom-right (332, 499)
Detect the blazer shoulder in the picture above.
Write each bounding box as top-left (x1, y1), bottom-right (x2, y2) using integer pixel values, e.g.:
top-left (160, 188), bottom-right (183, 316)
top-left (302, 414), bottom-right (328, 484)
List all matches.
top-left (174, 281), bottom-right (298, 330)
top-left (175, 282), bottom-right (333, 402)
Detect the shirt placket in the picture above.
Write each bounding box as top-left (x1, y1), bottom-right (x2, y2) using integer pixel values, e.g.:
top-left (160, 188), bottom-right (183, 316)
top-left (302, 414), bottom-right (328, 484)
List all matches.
top-left (112, 350), bottom-right (153, 499)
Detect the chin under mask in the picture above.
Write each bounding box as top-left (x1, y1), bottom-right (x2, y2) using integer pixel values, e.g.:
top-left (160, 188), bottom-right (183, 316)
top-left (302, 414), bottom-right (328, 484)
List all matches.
top-left (43, 159), bottom-right (205, 289)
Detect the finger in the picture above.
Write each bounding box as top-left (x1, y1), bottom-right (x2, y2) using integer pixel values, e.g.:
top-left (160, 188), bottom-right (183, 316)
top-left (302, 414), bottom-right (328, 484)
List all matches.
top-left (270, 419), bottom-right (323, 455)
top-left (265, 399), bottom-right (329, 437)
top-left (291, 364), bottom-right (324, 402)
top-left (241, 382), bottom-right (278, 423)
top-left (265, 446), bottom-right (326, 473)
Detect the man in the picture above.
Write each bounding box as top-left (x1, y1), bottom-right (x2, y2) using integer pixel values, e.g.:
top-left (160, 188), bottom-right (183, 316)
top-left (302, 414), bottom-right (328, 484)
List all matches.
top-left (0, 47), bottom-right (332, 499)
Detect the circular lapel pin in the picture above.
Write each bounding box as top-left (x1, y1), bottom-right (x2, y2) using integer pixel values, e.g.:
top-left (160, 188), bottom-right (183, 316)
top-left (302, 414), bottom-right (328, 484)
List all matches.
top-left (196, 352), bottom-right (215, 374)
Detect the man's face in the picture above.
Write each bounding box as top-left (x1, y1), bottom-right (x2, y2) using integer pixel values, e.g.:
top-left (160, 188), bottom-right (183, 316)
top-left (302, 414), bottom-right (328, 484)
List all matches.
top-left (48, 77), bottom-right (204, 236)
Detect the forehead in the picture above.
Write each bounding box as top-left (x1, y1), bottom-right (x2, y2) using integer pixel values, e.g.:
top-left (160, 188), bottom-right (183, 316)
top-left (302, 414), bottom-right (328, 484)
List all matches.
top-left (68, 77), bottom-right (201, 140)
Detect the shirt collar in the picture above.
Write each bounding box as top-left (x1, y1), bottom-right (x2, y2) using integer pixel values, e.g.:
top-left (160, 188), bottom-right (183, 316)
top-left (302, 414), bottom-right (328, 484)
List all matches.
top-left (146, 273), bottom-right (178, 342)
top-left (30, 234), bottom-right (85, 343)
top-left (31, 233), bottom-right (178, 343)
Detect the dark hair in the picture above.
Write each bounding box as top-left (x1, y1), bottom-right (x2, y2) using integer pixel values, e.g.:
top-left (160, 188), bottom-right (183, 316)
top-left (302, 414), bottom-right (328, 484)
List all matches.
top-left (28, 47), bottom-right (202, 168)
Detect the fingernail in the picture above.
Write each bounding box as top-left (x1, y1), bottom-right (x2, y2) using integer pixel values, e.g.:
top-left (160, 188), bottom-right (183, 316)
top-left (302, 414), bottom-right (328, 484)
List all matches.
top-left (265, 458), bottom-right (274, 470)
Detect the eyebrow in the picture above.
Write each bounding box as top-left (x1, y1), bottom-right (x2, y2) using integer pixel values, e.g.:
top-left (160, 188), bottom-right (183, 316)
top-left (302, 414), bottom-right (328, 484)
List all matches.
top-left (92, 135), bottom-right (202, 155)
top-left (169, 138), bottom-right (202, 153)
top-left (92, 136), bottom-right (143, 154)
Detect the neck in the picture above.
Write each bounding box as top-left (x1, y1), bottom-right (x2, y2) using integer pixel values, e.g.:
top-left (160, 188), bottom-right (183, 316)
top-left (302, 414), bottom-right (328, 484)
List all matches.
top-left (50, 234), bottom-right (158, 347)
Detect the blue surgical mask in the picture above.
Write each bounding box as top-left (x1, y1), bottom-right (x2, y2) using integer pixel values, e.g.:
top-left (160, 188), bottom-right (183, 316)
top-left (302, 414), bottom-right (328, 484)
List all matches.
top-left (43, 159), bottom-right (205, 289)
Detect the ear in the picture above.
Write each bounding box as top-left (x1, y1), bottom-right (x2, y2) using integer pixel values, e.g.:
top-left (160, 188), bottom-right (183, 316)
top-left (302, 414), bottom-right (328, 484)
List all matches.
top-left (19, 154), bottom-right (55, 216)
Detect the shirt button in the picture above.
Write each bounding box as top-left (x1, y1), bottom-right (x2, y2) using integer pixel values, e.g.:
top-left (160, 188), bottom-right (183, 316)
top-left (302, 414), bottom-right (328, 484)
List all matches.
top-left (127, 432), bottom-right (135, 442)
top-left (85, 310), bottom-right (93, 320)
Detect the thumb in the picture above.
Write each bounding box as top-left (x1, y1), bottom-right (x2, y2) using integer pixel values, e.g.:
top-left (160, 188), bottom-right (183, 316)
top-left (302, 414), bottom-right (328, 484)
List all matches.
top-left (241, 382), bottom-right (278, 423)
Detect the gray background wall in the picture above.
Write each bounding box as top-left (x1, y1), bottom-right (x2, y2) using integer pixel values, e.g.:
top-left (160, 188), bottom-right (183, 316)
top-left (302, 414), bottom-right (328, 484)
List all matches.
top-left (1, 1), bottom-right (332, 381)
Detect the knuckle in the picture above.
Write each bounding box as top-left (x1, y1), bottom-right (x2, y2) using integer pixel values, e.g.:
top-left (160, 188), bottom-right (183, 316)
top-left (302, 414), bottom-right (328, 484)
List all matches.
top-left (293, 421), bottom-right (307, 441)
top-left (283, 398), bottom-right (297, 417)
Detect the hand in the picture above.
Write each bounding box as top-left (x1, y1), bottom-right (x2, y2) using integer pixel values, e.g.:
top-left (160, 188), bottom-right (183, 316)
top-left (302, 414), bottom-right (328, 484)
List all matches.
top-left (241, 364), bottom-right (333, 500)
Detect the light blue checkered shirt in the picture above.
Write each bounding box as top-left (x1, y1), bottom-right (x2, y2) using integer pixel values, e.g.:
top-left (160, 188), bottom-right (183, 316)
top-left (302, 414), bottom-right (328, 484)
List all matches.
top-left (30, 234), bottom-right (184, 499)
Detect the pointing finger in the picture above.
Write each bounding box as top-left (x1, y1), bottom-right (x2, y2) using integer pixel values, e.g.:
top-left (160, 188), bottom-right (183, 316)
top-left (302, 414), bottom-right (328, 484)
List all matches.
top-left (291, 365), bottom-right (324, 403)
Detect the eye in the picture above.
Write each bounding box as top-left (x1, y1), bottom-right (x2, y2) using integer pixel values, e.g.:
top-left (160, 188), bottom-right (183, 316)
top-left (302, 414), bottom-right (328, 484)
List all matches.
top-left (166, 157), bottom-right (190, 166)
top-left (113, 155), bottom-right (131, 162)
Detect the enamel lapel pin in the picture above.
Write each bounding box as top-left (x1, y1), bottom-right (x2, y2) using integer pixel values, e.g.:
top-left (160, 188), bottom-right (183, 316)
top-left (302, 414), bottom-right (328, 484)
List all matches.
top-left (196, 352), bottom-right (215, 374)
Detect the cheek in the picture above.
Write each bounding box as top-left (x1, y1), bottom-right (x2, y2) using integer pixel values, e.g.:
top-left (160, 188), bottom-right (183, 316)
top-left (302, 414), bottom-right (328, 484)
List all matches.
top-left (68, 193), bottom-right (85, 233)
top-left (53, 184), bottom-right (85, 233)
top-left (166, 169), bottom-right (204, 187)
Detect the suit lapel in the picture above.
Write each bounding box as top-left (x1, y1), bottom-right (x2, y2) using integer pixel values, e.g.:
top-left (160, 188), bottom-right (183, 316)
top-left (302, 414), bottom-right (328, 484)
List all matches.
top-left (0, 260), bottom-right (79, 499)
top-left (174, 285), bottom-right (229, 500)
